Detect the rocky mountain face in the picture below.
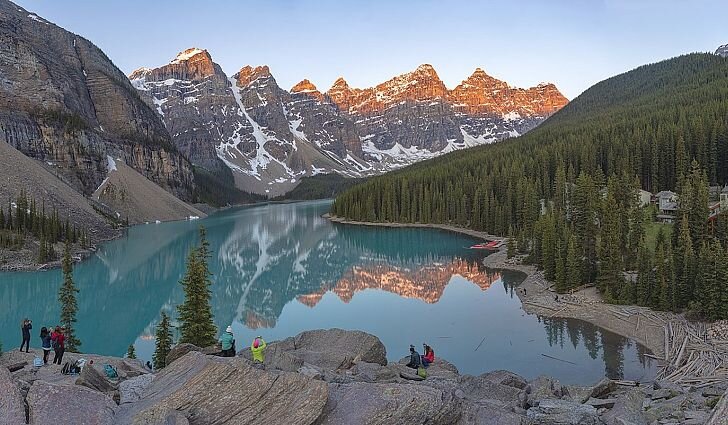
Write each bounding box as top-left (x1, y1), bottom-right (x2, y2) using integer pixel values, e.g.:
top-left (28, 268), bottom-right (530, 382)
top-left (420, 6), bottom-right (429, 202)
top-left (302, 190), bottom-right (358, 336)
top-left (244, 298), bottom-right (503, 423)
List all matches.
top-left (0, 0), bottom-right (195, 200)
top-left (717, 44), bottom-right (728, 58)
top-left (131, 50), bottom-right (567, 196)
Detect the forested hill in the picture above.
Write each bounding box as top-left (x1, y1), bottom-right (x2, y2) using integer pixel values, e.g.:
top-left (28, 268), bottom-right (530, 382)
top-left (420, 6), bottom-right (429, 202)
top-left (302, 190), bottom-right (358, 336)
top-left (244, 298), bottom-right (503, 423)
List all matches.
top-left (332, 53), bottom-right (728, 233)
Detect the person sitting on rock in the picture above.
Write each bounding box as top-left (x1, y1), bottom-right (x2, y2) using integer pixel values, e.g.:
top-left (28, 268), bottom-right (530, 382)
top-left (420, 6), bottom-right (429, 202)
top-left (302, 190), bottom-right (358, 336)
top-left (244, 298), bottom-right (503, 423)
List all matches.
top-left (251, 336), bottom-right (267, 364)
top-left (421, 344), bottom-right (435, 367)
top-left (220, 326), bottom-right (236, 357)
top-left (406, 345), bottom-right (422, 369)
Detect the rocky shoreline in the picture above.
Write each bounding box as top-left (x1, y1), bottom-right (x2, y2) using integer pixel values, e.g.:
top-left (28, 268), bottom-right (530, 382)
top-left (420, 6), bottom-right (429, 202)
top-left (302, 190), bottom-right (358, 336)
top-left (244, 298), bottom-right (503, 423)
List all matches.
top-left (1, 328), bottom-right (726, 424)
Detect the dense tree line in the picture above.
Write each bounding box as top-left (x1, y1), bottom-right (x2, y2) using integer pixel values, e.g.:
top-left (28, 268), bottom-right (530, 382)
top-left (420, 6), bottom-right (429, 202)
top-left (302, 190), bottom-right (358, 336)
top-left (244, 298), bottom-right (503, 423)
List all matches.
top-left (0, 190), bottom-right (89, 262)
top-left (333, 53), bottom-right (728, 319)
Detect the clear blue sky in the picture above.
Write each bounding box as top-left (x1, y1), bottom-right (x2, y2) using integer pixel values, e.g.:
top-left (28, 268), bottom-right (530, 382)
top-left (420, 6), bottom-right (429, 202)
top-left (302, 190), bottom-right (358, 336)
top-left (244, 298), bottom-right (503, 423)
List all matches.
top-left (13, 0), bottom-right (727, 99)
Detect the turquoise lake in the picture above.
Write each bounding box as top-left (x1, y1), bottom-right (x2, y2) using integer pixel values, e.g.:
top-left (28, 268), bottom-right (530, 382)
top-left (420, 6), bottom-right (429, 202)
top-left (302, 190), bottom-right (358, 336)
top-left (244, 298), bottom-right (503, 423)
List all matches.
top-left (0, 200), bottom-right (655, 384)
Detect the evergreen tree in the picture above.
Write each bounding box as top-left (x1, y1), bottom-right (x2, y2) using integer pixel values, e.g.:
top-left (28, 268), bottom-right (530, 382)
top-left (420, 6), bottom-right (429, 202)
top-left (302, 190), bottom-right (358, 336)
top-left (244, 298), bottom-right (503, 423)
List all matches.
top-left (597, 193), bottom-right (624, 299)
top-left (566, 233), bottom-right (582, 290)
top-left (153, 312), bottom-right (173, 370)
top-left (507, 226), bottom-right (516, 259)
top-left (636, 242), bottom-right (653, 306)
top-left (126, 344), bottom-right (137, 359)
top-left (177, 226), bottom-right (217, 347)
top-left (59, 241), bottom-right (81, 351)
top-left (673, 214), bottom-right (695, 309)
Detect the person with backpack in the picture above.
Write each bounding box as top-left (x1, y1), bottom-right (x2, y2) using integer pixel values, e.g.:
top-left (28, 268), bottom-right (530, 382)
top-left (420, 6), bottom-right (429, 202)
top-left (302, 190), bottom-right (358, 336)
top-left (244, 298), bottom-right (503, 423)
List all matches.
top-left (251, 336), bottom-right (266, 364)
top-left (20, 318), bottom-right (32, 352)
top-left (51, 326), bottom-right (66, 365)
top-left (220, 326), bottom-right (236, 357)
top-left (40, 327), bottom-right (52, 364)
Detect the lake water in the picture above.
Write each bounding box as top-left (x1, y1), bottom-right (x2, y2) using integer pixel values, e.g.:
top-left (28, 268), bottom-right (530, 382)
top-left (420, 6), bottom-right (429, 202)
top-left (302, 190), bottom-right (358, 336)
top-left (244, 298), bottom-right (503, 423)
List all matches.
top-left (0, 200), bottom-right (655, 384)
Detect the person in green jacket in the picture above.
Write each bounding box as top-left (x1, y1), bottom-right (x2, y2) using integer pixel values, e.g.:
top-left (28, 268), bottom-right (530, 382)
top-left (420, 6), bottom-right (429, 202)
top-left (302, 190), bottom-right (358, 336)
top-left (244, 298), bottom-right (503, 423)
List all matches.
top-left (251, 336), bottom-right (266, 363)
top-left (220, 326), bottom-right (235, 357)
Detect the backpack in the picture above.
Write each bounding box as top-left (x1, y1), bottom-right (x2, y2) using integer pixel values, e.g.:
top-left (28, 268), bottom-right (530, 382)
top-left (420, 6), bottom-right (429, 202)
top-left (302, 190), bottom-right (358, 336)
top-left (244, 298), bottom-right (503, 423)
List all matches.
top-left (104, 364), bottom-right (118, 379)
top-left (51, 338), bottom-right (59, 350)
top-left (33, 357), bottom-right (43, 367)
top-left (417, 366), bottom-right (427, 379)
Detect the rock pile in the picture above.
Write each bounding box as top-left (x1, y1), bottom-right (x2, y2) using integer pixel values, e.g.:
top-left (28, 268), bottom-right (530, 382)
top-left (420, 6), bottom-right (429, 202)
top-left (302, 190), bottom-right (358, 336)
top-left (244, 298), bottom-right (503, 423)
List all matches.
top-left (1, 328), bottom-right (726, 424)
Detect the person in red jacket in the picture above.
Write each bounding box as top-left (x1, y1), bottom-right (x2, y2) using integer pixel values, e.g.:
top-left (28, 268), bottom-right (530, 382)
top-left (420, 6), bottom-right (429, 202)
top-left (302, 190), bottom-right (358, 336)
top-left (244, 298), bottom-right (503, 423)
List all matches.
top-left (421, 343), bottom-right (435, 367)
top-left (51, 326), bottom-right (66, 365)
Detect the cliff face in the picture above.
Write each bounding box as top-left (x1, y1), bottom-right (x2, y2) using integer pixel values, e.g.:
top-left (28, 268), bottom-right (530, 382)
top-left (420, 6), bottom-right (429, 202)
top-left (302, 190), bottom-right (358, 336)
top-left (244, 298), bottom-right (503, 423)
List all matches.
top-left (0, 0), bottom-right (194, 199)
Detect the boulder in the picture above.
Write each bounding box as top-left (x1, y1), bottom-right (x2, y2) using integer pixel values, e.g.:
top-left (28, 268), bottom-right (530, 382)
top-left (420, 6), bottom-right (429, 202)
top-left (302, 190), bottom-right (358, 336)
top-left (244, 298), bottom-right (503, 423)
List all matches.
top-left (458, 374), bottom-right (522, 407)
top-left (317, 381), bottom-right (462, 425)
top-left (588, 378), bottom-right (616, 399)
top-left (602, 389), bottom-right (649, 425)
top-left (0, 368), bottom-right (26, 425)
top-left (292, 329), bottom-right (387, 370)
top-left (525, 375), bottom-right (568, 407)
top-left (114, 351), bottom-right (328, 425)
top-left (348, 361), bottom-right (397, 383)
top-left (27, 380), bottom-right (117, 425)
top-left (75, 363), bottom-right (117, 393)
top-left (119, 373), bottom-right (155, 404)
top-left (165, 343), bottom-right (203, 366)
top-left (478, 370), bottom-right (528, 390)
top-left (706, 387), bottom-right (728, 425)
top-left (526, 399), bottom-right (599, 425)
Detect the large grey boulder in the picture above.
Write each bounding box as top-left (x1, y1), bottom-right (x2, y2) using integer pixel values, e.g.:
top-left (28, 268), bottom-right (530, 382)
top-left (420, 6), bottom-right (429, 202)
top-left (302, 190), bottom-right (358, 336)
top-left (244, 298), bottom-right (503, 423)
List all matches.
top-left (478, 370), bottom-right (528, 390)
top-left (525, 375), bottom-right (568, 407)
top-left (165, 343), bottom-right (202, 366)
top-left (602, 389), bottom-right (649, 425)
top-left (458, 374), bottom-right (522, 407)
top-left (119, 373), bottom-right (155, 404)
top-left (292, 329), bottom-right (387, 369)
top-left (317, 381), bottom-right (462, 425)
top-left (27, 380), bottom-right (117, 425)
top-left (526, 399), bottom-right (599, 425)
top-left (240, 329), bottom-right (387, 372)
top-left (457, 400), bottom-right (527, 425)
top-left (115, 351), bottom-right (328, 425)
top-left (0, 368), bottom-right (26, 424)
top-left (75, 363), bottom-right (117, 393)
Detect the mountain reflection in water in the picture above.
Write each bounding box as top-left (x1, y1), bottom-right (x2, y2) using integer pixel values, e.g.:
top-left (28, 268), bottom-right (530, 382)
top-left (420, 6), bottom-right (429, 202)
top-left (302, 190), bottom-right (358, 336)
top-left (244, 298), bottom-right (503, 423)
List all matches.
top-left (0, 200), bottom-right (655, 383)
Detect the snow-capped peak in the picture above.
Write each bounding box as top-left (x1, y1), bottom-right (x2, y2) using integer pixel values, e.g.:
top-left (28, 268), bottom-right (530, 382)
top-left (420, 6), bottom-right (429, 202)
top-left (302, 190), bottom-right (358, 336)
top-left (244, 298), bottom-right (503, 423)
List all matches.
top-left (171, 47), bottom-right (205, 64)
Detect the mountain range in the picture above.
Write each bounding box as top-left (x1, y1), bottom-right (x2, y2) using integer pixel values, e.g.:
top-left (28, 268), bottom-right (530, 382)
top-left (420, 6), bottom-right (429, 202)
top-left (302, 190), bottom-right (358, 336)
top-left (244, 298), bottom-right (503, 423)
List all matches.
top-left (129, 48), bottom-right (568, 195)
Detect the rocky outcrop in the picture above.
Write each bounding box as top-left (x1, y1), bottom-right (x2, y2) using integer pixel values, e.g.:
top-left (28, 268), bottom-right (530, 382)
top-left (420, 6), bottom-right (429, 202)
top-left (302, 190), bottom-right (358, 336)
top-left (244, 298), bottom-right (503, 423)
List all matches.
top-left (0, 0), bottom-right (194, 200)
top-left (115, 351), bottom-right (329, 425)
top-left (716, 44), bottom-right (728, 58)
top-left (27, 380), bottom-right (117, 425)
top-left (0, 368), bottom-right (26, 424)
top-left (7, 328), bottom-right (723, 424)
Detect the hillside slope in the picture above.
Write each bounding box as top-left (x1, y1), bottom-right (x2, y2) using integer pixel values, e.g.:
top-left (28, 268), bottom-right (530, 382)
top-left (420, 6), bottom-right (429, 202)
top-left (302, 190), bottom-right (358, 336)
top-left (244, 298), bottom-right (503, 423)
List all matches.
top-left (333, 53), bottom-right (728, 233)
top-left (93, 158), bottom-right (206, 225)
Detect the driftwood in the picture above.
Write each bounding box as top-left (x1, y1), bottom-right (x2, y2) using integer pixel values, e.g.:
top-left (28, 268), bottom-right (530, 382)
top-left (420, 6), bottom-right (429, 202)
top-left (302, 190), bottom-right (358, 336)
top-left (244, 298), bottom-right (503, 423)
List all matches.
top-left (541, 353), bottom-right (577, 365)
top-left (6, 361), bottom-right (27, 372)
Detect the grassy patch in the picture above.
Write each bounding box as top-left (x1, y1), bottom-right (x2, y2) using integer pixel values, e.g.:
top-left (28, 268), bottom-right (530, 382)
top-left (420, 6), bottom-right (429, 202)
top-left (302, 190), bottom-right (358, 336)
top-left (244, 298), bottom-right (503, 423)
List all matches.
top-left (645, 221), bottom-right (673, 252)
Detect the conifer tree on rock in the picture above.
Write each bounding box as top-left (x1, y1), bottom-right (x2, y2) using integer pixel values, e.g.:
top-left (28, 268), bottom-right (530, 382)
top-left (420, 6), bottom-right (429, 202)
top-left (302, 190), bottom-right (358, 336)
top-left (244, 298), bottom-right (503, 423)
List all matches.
top-left (126, 344), bottom-right (137, 359)
top-left (177, 226), bottom-right (217, 348)
top-left (153, 312), bottom-right (173, 370)
top-left (59, 240), bottom-right (81, 352)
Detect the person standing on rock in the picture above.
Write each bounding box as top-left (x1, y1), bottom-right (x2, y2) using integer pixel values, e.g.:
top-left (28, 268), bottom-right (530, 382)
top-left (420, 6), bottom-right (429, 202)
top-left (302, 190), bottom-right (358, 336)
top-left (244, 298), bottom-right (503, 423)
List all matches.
top-left (40, 326), bottom-right (52, 364)
top-left (51, 326), bottom-right (66, 365)
top-left (20, 318), bottom-right (32, 352)
top-left (251, 336), bottom-right (266, 364)
top-left (220, 326), bottom-right (236, 357)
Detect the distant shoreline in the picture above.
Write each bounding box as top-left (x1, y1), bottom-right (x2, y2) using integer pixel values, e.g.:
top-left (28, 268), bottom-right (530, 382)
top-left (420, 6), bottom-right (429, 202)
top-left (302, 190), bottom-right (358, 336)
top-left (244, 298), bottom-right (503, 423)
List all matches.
top-left (324, 213), bottom-right (667, 361)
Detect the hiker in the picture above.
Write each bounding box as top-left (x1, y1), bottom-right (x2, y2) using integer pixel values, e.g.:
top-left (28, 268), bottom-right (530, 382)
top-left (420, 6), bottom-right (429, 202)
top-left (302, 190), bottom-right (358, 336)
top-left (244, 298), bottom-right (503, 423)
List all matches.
top-left (20, 318), bottom-right (32, 352)
top-left (406, 345), bottom-right (422, 369)
top-left (145, 361), bottom-right (153, 370)
top-left (421, 343), bottom-right (435, 367)
top-left (251, 336), bottom-right (266, 363)
top-left (40, 327), bottom-right (52, 364)
top-left (51, 326), bottom-right (66, 365)
top-left (220, 326), bottom-right (236, 357)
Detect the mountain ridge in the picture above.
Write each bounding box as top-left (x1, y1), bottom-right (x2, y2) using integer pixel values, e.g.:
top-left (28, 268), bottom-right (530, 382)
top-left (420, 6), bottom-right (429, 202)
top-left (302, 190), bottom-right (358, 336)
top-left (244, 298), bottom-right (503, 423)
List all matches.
top-left (130, 48), bottom-right (568, 195)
